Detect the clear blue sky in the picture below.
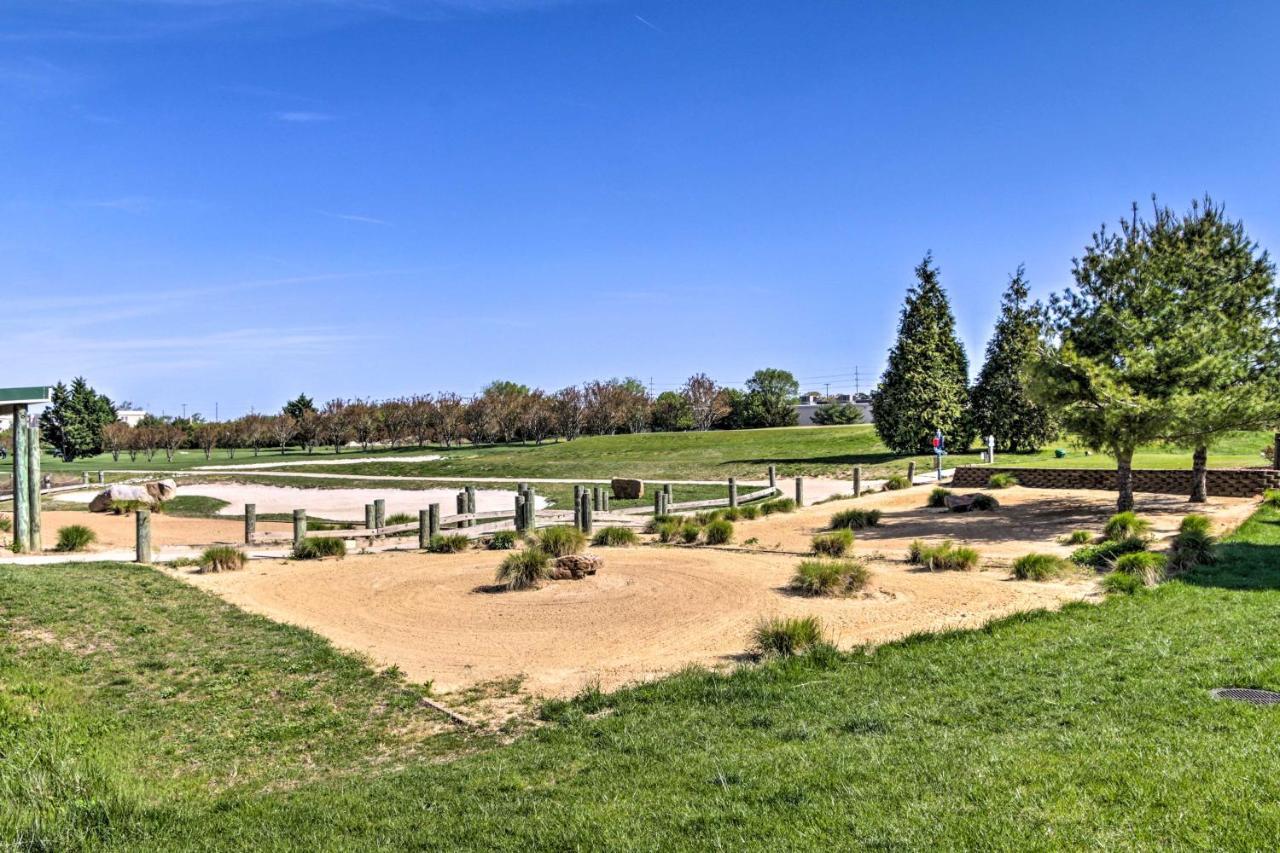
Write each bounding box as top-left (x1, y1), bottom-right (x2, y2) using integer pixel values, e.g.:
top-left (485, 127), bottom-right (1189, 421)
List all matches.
top-left (5, 1), bottom-right (1279, 419)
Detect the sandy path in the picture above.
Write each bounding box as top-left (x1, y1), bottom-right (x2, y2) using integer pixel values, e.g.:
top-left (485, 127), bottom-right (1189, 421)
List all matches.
top-left (178, 545), bottom-right (1094, 697)
top-left (731, 485), bottom-right (1259, 560)
top-left (30, 510), bottom-right (288, 552)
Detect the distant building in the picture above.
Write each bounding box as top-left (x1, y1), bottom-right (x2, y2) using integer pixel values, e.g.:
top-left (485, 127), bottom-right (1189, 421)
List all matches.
top-left (117, 409), bottom-right (147, 427)
top-left (794, 393), bottom-right (873, 426)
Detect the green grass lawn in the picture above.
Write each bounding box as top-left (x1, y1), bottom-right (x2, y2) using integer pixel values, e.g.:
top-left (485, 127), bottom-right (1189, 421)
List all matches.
top-left (6, 506), bottom-right (1280, 847)
top-left (34, 425), bottom-right (1273, 483)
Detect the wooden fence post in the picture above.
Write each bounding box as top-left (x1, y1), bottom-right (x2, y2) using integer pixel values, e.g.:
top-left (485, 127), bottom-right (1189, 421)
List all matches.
top-left (525, 487), bottom-right (538, 531)
top-left (365, 503), bottom-right (376, 530)
top-left (514, 494), bottom-right (526, 532)
top-left (135, 509), bottom-right (151, 564)
top-left (82, 471), bottom-right (90, 486)
top-left (428, 503), bottom-right (440, 539)
top-left (795, 476), bottom-right (804, 507)
top-left (579, 492), bottom-right (593, 535)
top-left (292, 509), bottom-right (307, 546)
top-left (374, 498), bottom-right (386, 530)
top-left (728, 477), bottom-right (738, 509)
top-left (574, 491), bottom-right (583, 529)
top-left (593, 486), bottom-right (602, 511)
top-left (768, 465), bottom-right (776, 488)
top-left (465, 486), bottom-right (476, 514)
top-left (244, 503), bottom-right (256, 545)
top-left (907, 461), bottom-right (916, 484)
top-left (935, 454), bottom-right (942, 481)
top-left (653, 491), bottom-right (663, 515)
top-left (419, 509), bottom-right (429, 549)
top-left (97, 471), bottom-right (105, 485)
top-left (853, 466), bottom-right (862, 498)
top-left (601, 492), bottom-right (609, 512)
top-left (456, 492), bottom-right (467, 526)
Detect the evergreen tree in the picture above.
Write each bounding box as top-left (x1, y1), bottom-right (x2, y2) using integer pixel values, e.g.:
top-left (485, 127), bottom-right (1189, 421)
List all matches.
top-left (969, 266), bottom-right (1056, 452)
top-left (283, 393), bottom-right (316, 421)
top-left (39, 377), bottom-right (116, 461)
top-left (871, 254), bottom-right (971, 454)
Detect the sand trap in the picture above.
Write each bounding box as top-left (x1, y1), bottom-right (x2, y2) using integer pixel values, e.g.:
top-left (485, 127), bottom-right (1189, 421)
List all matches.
top-left (194, 453), bottom-right (442, 470)
top-left (730, 485), bottom-right (1259, 560)
top-left (178, 545), bottom-right (1094, 698)
top-left (56, 483), bottom-right (544, 522)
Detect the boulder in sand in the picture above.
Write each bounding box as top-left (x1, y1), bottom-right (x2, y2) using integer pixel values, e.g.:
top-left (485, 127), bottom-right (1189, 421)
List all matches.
top-left (611, 478), bottom-right (644, 500)
top-left (88, 484), bottom-right (155, 513)
top-left (550, 554), bottom-right (602, 580)
top-left (145, 479), bottom-right (178, 502)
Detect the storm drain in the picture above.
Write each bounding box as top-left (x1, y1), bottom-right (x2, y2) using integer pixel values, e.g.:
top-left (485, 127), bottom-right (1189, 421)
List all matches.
top-left (1211, 688), bottom-right (1280, 706)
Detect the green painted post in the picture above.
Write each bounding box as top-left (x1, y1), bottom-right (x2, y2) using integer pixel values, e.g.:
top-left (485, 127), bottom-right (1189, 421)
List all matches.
top-left (419, 509), bottom-right (429, 549)
top-left (135, 509), bottom-right (151, 564)
top-left (795, 476), bottom-right (804, 507)
top-left (292, 509), bottom-right (307, 546)
top-left (907, 461), bottom-right (916, 484)
top-left (374, 498), bottom-right (386, 530)
top-left (365, 503), bottom-right (376, 530)
top-left (28, 426), bottom-right (41, 552)
top-left (244, 504), bottom-right (256, 545)
top-left (768, 465), bottom-right (776, 488)
top-left (728, 477), bottom-right (738, 509)
top-left (12, 406), bottom-right (28, 553)
top-left (580, 492), bottom-right (593, 535)
top-left (429, 503), bottom-right (441, 538)
top-left (853, 467), bottom-right (862, 498)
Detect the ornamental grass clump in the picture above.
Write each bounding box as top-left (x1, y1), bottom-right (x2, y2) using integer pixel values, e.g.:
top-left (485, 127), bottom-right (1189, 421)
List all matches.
top-left (197, 545), bottom-right (247, 573)
top-left (655, 520), bottom-right (682, 543)
top-left (927, 487), bottom-right (952, 508)
top-left (909, 540), bottom-right (979, 571)
top-left (55, 525), bottom-right (96, 552)
top-left (495, 548), bottom-right (551, 591)
top-left (1060, 529), bottom-right (1093, 545)
top-left (987, 473), bottom-right (1019, 489)
top-left (829, 508), bottom-right (881, 530)
top-left (680, 523), bottom-right (701, 544)
top-left (760, 498), bottom-right (797, 515)
top-left (1112, 551), bottom-right (1167, 586)
top-left (751, 615), bottom-right (826, 658)
top-left (1168, 514), bottom-right (1217, 572)
top-left (1012, 552), bottom-right (1072, 581)
top-left (486, 530), bottom-right (519, 550)
top-left (426, 534), bottom-right (470, 554)
top-left (1104, 511), bottom-right (1153, 542)
top-left (703, 519), bottom-right (734, 545)
top-left (384, 512), bottom-right (415, 526)
top-left (1070, 536), bottom-right (1148, 568)
top-left (1265, 489), bottom-right (1280, 509)
top-left (536, 526), bottom-right (586, 558)
top-left (790, 559), bottom-right (870, 596)
top-left (292, 537), bottom-right (347, 560)
top-left (592, 526), bottom-right (638, 547)
top-left (883, 474), bottom-right (910, 491)
top-left (811, 528), bottom-right (854, 557)
top-left (645, 514), bottom-right (676, 534)
top-left (1100, 572), bottom-right (1144, 595)
top-left (738, 504), bottom-right (760, 520)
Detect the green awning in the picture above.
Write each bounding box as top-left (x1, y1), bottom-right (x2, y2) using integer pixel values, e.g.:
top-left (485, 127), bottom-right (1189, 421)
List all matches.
top-left (0, 386), bottom-right (52, 412)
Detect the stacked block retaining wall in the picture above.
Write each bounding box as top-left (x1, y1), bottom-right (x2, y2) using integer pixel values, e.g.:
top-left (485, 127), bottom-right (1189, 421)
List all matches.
top-left (951, 466), bottom-right (1280, 498)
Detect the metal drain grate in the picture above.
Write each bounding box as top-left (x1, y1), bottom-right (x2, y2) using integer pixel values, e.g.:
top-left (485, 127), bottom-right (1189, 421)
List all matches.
top-left (1211, 688), bottom-right (1280, 705)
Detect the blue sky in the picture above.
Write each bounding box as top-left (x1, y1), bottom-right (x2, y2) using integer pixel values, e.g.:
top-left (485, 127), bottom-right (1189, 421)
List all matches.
top-left (4, 0), bottom-right (1279, 418)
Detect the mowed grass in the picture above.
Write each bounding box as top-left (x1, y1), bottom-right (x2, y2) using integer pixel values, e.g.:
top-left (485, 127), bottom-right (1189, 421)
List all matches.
top-left (6, 506), bottom-right (1280, 847)
top-left (33, 426), bottom-right (1274, 484)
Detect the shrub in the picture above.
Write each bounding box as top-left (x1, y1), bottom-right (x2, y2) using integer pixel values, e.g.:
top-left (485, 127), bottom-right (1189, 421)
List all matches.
top-left (829, 508), bottom-right (882, 530)
top-left (1100, 572), bottom-right (1144, 595)
top-left (721, 508), bottom-right (741, 522)
top-left (592, 526), bottom-right (638, 547)
top-left (0, 514), bottom-right (10, 533)
top-left (987, 472), bottom-right (1018, 489)
top-left (907, 539), bottom-right (928, 564)
top-left (760, 498), bottom-right (797, 515)
top-left (427, 534), bottom-right (470, 554)
top-left (751, 615), bottom-right (825, 658)
top-left (495, 548), bottom-right (551, 591)
top-left (1169, 514), bottom-right (1216, 572)
top-left (969, 493), bottom-right (1000, 511)
top-left (1060, 529), bottom-right (1093, 545)
top-left (486, 530), bottom-right (519, 550)
top-left (1113, 551), bottom-right (1167, 586)
top-left (704, 518), bottom-right (734, 545)
top-left (790, 559), bottom-right (869, 596)
top-left (738, 504), bottom-right (760, 520)
top-left (536, 526), bottom-right (586, 557)
top-left (655, 520), bottom-right (682, 543)
top-left (110, 499), bottom-right (148, 515)
top-left (883, 474), bottom-right (910, 490)
top-left (198, 545), bottom-right (247, 573)
top-left (384, 512), bottom-right (415, 526)
top-left (645, 514), bottom-right (676, 534)
top-left (927, 487), bottom-right (952, 508)
top-left (1265, 489), bottom-right (1280, 509)
top-left (1103, 511), bottom-right (1152, 542)
top-left (55, 524), bottom-right (96, 552)
top-left (292, 536), bottom-right (347, 560)
top-left (680, 523), bottom-right (701, 544)
top-left (811, 528), bottom-right (854, 557)
top-left (1012, 552), bottom-right (1072, 581)
top-left (911, 541), bottom-right (980, 571)
top-left (1070, 536), bottom-right (1147, 568)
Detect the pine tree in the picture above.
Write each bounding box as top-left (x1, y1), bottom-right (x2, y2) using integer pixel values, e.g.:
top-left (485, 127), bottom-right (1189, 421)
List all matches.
top-left (969, 266), bottom-right (1056, 452)
top-left (39, 377), bottom-right (117, 461)
top-left (871, 254), bottom-right (971, 454)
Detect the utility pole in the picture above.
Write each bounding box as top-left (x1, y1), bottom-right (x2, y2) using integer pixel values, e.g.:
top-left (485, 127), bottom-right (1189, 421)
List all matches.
top-left (824, 382), bottom-right (830, 398)
top-left (215, 402), bottom-right (219, 422)
top-left (182, 402), bottom-right (187, 419)
top-left (854, 366), bottom-right (860, 395)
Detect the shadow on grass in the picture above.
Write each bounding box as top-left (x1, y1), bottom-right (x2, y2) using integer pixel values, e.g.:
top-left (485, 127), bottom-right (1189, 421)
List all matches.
top-left (1182, 541), bottom-right (1280, 591)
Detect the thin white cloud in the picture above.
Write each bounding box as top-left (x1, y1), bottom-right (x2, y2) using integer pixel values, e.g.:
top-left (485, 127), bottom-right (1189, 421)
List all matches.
top-left (316, 210), bottom-right (389, 225)
top-left (633, 14), bottom-right (662, 33)
top-left (273, 110), bottom-right (336, 123)
top-left (82, 195), bottom-right (156, 213)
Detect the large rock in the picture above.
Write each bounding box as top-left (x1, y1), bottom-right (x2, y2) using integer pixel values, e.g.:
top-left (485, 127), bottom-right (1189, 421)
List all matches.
top-left (611, 478), bottom-right (644, 500)
top-left (88, 484), bottom-right (156, 513)
top-left (145, 479), bottom-right (178, 502)
top-left (550, 554), bottom-right (602, 580)
top-left (944, 493), bottom-right (999, 513)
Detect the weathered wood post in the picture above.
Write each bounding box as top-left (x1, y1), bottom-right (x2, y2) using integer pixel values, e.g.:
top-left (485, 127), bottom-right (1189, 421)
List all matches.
top-left (456, 491), bottom-right (467, 525)
top-left (592, 486), bottom-right (602, 511)
top-left (514, 494), bottom-right (526, 532)
top-left (292, 509), bottom-right (307, 547)
top-left (907, 461), bottom-right (916, 484)
top-left (601, 492), bottom-right (609, 512)
top-left (419, 509), bottom-right (429, 549)
top-left (853, 466), bottom-right (862, 498)
top-left (428, 503), bottom-right (441, 539)
top-left (12, 406), bottom-right (29, 552)
top-left (365, 503), bottom-right (376, 530)
top-left (97, 471), bottom-right (105, 485)
top-left (579, 491), bottom-right (593, 535)
top-left (82, 471), bottom-right (90, 486)
top-left (768, 465), bottom-right (777, 488)
top-left (653, 490), bottom-right (663, 516)
top-left (664, 483), bottom-right (672, 501)
top-left (465, 486), bottom-right (476, 514)
top-left (935, 453), bottom-right (943, 481)
top-left (794, 476), bottom-right (804, 507)
top-left (728, 477), bottom-right (738, 509)
top-left (574, 491), bottom-right (584, 529)
top-left (28, 425), bottom-right (41, 552)
top-left (135, 509), bottom-right (151, 564)
top-left (374, 498), bottom-right (386, 531)
top-left (525, 486), bottom-right (538, 531)
top-left (244, 503), bottom-right (256, 545)
top-left (1273, 433), bottom-right (1280, 470)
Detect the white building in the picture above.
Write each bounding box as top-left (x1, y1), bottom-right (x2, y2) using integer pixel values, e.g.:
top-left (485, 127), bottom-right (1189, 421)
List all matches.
top-left (117, 409), bottom-right (148, 427)
top-left (794, 394), bottom-right (874, 426)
